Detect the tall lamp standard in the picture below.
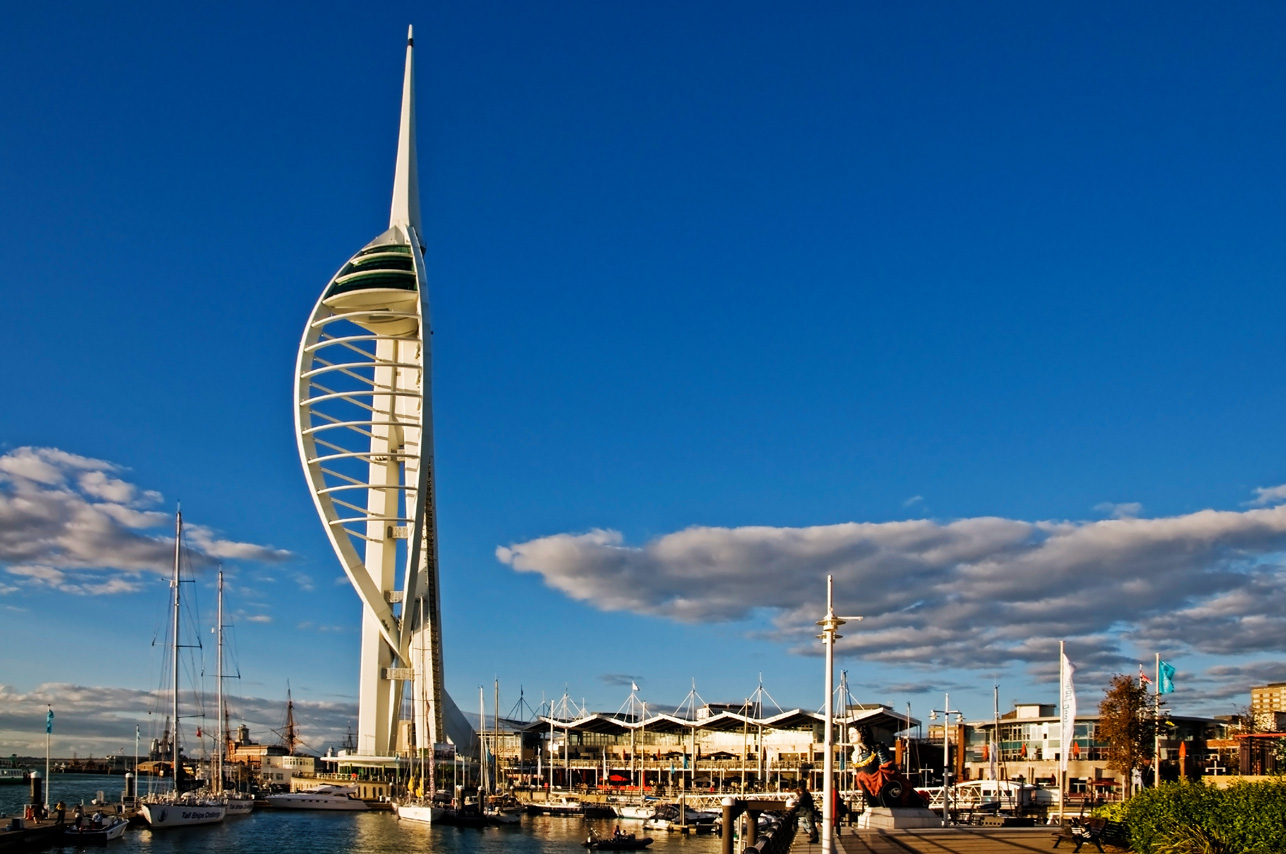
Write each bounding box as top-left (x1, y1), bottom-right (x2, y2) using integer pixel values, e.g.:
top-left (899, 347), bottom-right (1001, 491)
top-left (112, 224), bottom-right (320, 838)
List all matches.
top-left (817, 575), bottom-right (861, 854)
top-left (928, 694), bottom-right (963, 827)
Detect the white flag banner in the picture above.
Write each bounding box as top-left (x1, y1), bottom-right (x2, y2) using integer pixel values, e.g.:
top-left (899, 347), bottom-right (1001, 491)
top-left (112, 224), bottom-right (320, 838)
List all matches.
top-left (1060, 646), bottom-right (1077, 774)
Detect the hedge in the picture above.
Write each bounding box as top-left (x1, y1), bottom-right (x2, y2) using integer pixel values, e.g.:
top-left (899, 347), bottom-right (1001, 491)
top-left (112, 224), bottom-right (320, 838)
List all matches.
top-left (1092, 779), bottom-right (1286, 854)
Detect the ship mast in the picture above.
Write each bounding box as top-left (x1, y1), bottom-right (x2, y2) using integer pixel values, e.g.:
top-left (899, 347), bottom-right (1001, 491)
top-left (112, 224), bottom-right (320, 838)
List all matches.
top-left (215, 569), bottom-right (225, 794)
top-left (282, 690), bottom-right (299, 755)
top-left (171, 509), bottom-right (182, 791)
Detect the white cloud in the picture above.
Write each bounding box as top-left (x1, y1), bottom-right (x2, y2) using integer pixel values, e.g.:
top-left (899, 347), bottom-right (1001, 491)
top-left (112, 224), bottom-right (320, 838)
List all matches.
top-left (77, 470), bottom-right (147, 505)
top-left (296, 621), bottom-right (348, 633)
top-left (903, 495), bottom-right (924, 508)
top-left (0, 447), bottom-right (115, 486)
top-left (4, 564), bottom-right (144, 596)
top-left (497, 501), bottom-right (1286, 677)
top-left (0, 446), bottom-right (292, 596)
top-left (185, 523), bottom-right (292, 564)
top-left (1094, 501), bottom-right (1143, 519)
top-left (1246, 484), bottom-right (1286, 507)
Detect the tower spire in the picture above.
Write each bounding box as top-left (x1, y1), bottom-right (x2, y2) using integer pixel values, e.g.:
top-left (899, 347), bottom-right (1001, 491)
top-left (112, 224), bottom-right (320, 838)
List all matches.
top-left (389, 25), bottom-right (421, 235)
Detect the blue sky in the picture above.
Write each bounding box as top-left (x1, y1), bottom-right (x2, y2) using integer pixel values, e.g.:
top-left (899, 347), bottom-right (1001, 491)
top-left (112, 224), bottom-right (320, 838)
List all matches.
top-left (4, 1), bottom-right (1286, 756)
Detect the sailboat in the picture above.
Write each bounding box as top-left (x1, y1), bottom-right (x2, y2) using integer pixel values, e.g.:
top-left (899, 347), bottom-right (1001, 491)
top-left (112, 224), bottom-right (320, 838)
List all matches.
top-left (481, 681), bottom-right (522, 825)
top-left (392, 597), bottom-right (445, 825)
top-left (214, 570), bottom-right (254, 816)
top-left (138, 510), bottom-right (227, 828)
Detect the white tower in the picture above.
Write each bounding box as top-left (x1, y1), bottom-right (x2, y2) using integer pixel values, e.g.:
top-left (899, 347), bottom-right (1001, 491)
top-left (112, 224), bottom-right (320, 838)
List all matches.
top-left (294, 28), bottom-right (460, 759)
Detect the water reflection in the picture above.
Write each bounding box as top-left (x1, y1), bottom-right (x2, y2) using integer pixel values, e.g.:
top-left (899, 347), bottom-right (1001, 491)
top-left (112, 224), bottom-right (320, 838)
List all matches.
top-left (2, 776), bottom-right (727, 854)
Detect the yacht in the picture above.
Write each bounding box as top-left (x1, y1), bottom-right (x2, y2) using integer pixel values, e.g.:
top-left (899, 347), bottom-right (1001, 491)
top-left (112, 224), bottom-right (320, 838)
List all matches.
top-left (265, 784), bottom-right (370, 811)
top-left (641, 804), bottom-right (718, 832)
top-left (525, 796), bottom-right (585, 816)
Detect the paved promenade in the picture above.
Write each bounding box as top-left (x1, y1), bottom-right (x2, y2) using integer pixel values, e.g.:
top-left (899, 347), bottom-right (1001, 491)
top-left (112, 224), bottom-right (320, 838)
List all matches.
top-left (792, 824), bottom-right (1122, 854)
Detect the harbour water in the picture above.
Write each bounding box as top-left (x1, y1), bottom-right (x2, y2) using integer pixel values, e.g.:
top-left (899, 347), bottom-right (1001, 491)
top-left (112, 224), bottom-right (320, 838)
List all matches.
top-left (2, 775), bottom-right (729, 854)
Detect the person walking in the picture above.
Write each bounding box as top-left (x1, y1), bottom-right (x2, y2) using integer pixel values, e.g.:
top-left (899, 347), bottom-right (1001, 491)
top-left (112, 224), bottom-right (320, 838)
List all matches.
top-left (796, 785), bottom-right (818, 843)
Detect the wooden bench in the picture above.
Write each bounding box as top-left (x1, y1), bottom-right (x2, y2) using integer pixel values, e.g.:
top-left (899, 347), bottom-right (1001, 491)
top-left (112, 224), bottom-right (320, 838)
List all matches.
top-left (1100, 820), bottom-right (1130, 848)
top-left (1052, 817), bottom-right (1107, 852)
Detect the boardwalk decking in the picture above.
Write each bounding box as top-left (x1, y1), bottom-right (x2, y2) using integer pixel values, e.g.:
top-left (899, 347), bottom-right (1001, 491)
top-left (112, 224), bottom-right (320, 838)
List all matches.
top-left (813, 824), bottom-right (1127, 854)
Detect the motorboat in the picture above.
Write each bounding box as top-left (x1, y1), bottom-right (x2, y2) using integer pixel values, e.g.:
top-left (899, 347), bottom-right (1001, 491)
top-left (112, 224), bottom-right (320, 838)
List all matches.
top-left (483, 795), bottom-right (524, 824)
top-left (713, 809), bottom-right (779, 835)
top-left (435, 797), bottom-right (522, 828)
top-left (265, 784), bottom-right (369, 811)
top-left (584, 829), bottom-right (654, 850)
top-left (642, 804), bottom-right (718, 832)
top-left (63, 815), bottom-right (129, 842)
top-left (525, 796), bottom-right (584, 816)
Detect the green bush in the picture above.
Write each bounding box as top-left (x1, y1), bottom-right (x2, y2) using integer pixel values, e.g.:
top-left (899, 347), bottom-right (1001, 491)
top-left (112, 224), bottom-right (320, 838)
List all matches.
top-left (1102, 780), bottom-right (1286, 854)
top-left (1092, 800), bottom-right (1130, 822)
top-left (1148, 823), bottom-right (1226, 854)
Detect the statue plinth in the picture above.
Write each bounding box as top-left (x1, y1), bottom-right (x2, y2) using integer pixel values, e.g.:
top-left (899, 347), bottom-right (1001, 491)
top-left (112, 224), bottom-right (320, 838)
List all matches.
top-left (856, 807), bottom-right (943, 829)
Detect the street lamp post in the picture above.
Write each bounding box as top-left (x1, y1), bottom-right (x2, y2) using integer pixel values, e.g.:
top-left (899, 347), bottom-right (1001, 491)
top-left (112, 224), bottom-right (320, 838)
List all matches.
top-left (929, 694), bottom-right (963, 827)
top-left (817, 575), bottom-right (861, 854)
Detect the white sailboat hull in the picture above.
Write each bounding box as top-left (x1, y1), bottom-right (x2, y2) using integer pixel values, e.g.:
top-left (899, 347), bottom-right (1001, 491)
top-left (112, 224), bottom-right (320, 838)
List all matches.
top-left (139, 800), bottom-right (227, 828)
top-left (222, 795), bottom-right (256, 815)
top-left (615, 804), bottom-right (656, 820)
top-left (395, 802), bottom-right (446, 823)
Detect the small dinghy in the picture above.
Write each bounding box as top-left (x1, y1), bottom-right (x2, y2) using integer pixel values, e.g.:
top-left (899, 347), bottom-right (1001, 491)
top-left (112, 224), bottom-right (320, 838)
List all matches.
top-left (64, 815), bottom-right (129, 843)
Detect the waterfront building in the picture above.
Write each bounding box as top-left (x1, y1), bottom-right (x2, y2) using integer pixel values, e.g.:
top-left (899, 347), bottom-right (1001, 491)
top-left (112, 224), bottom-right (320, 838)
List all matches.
top-left (225, 723), bottom-right (291, 769)
top-left (492, 701), bottom-right (919, 793)
top-left (259, 755), bottom-right (317, 790)
top-left (956, 702), bottom-right (1222, 795)
top-left (294, 29), bottom-right (473, 765)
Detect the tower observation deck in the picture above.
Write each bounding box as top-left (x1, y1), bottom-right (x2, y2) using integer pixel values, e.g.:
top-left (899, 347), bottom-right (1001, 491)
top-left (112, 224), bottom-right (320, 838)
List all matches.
top-left (294, 27), bottom-right (471, 761)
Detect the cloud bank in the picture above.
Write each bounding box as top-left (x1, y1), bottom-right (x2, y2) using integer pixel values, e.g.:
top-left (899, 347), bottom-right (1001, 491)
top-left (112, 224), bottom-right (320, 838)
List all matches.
top-left (0, 446), bottom-right (291, 596)
top-left (497, 490), bottom-right (1286, 677)
top-left (0, 683), bottom-right (355, 756)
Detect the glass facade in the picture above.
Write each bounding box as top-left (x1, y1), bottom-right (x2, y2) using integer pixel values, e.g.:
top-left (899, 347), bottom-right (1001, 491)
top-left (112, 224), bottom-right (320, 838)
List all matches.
top-left (989, 720), bottom-right (1110, 763)
top-left (325, 245), bottom-right (417, 300)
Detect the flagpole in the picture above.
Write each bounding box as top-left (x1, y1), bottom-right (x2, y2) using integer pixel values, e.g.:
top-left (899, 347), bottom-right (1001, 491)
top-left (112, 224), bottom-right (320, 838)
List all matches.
top-left (45, 705), bottom-right (52, 813)
top-left (992, 683), bottom-right (999, 783)
top-left (1154, 653), bottom-right (1160, 785)
top-left (1058, 643), bottom-right (1065, 825)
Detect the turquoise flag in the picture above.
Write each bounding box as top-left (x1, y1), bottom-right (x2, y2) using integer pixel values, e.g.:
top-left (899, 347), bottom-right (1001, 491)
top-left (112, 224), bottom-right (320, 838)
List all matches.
top-left (1158, 660), bottom-right (1176, 695)
top-left (46, 709), bottom-right (54, 733)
